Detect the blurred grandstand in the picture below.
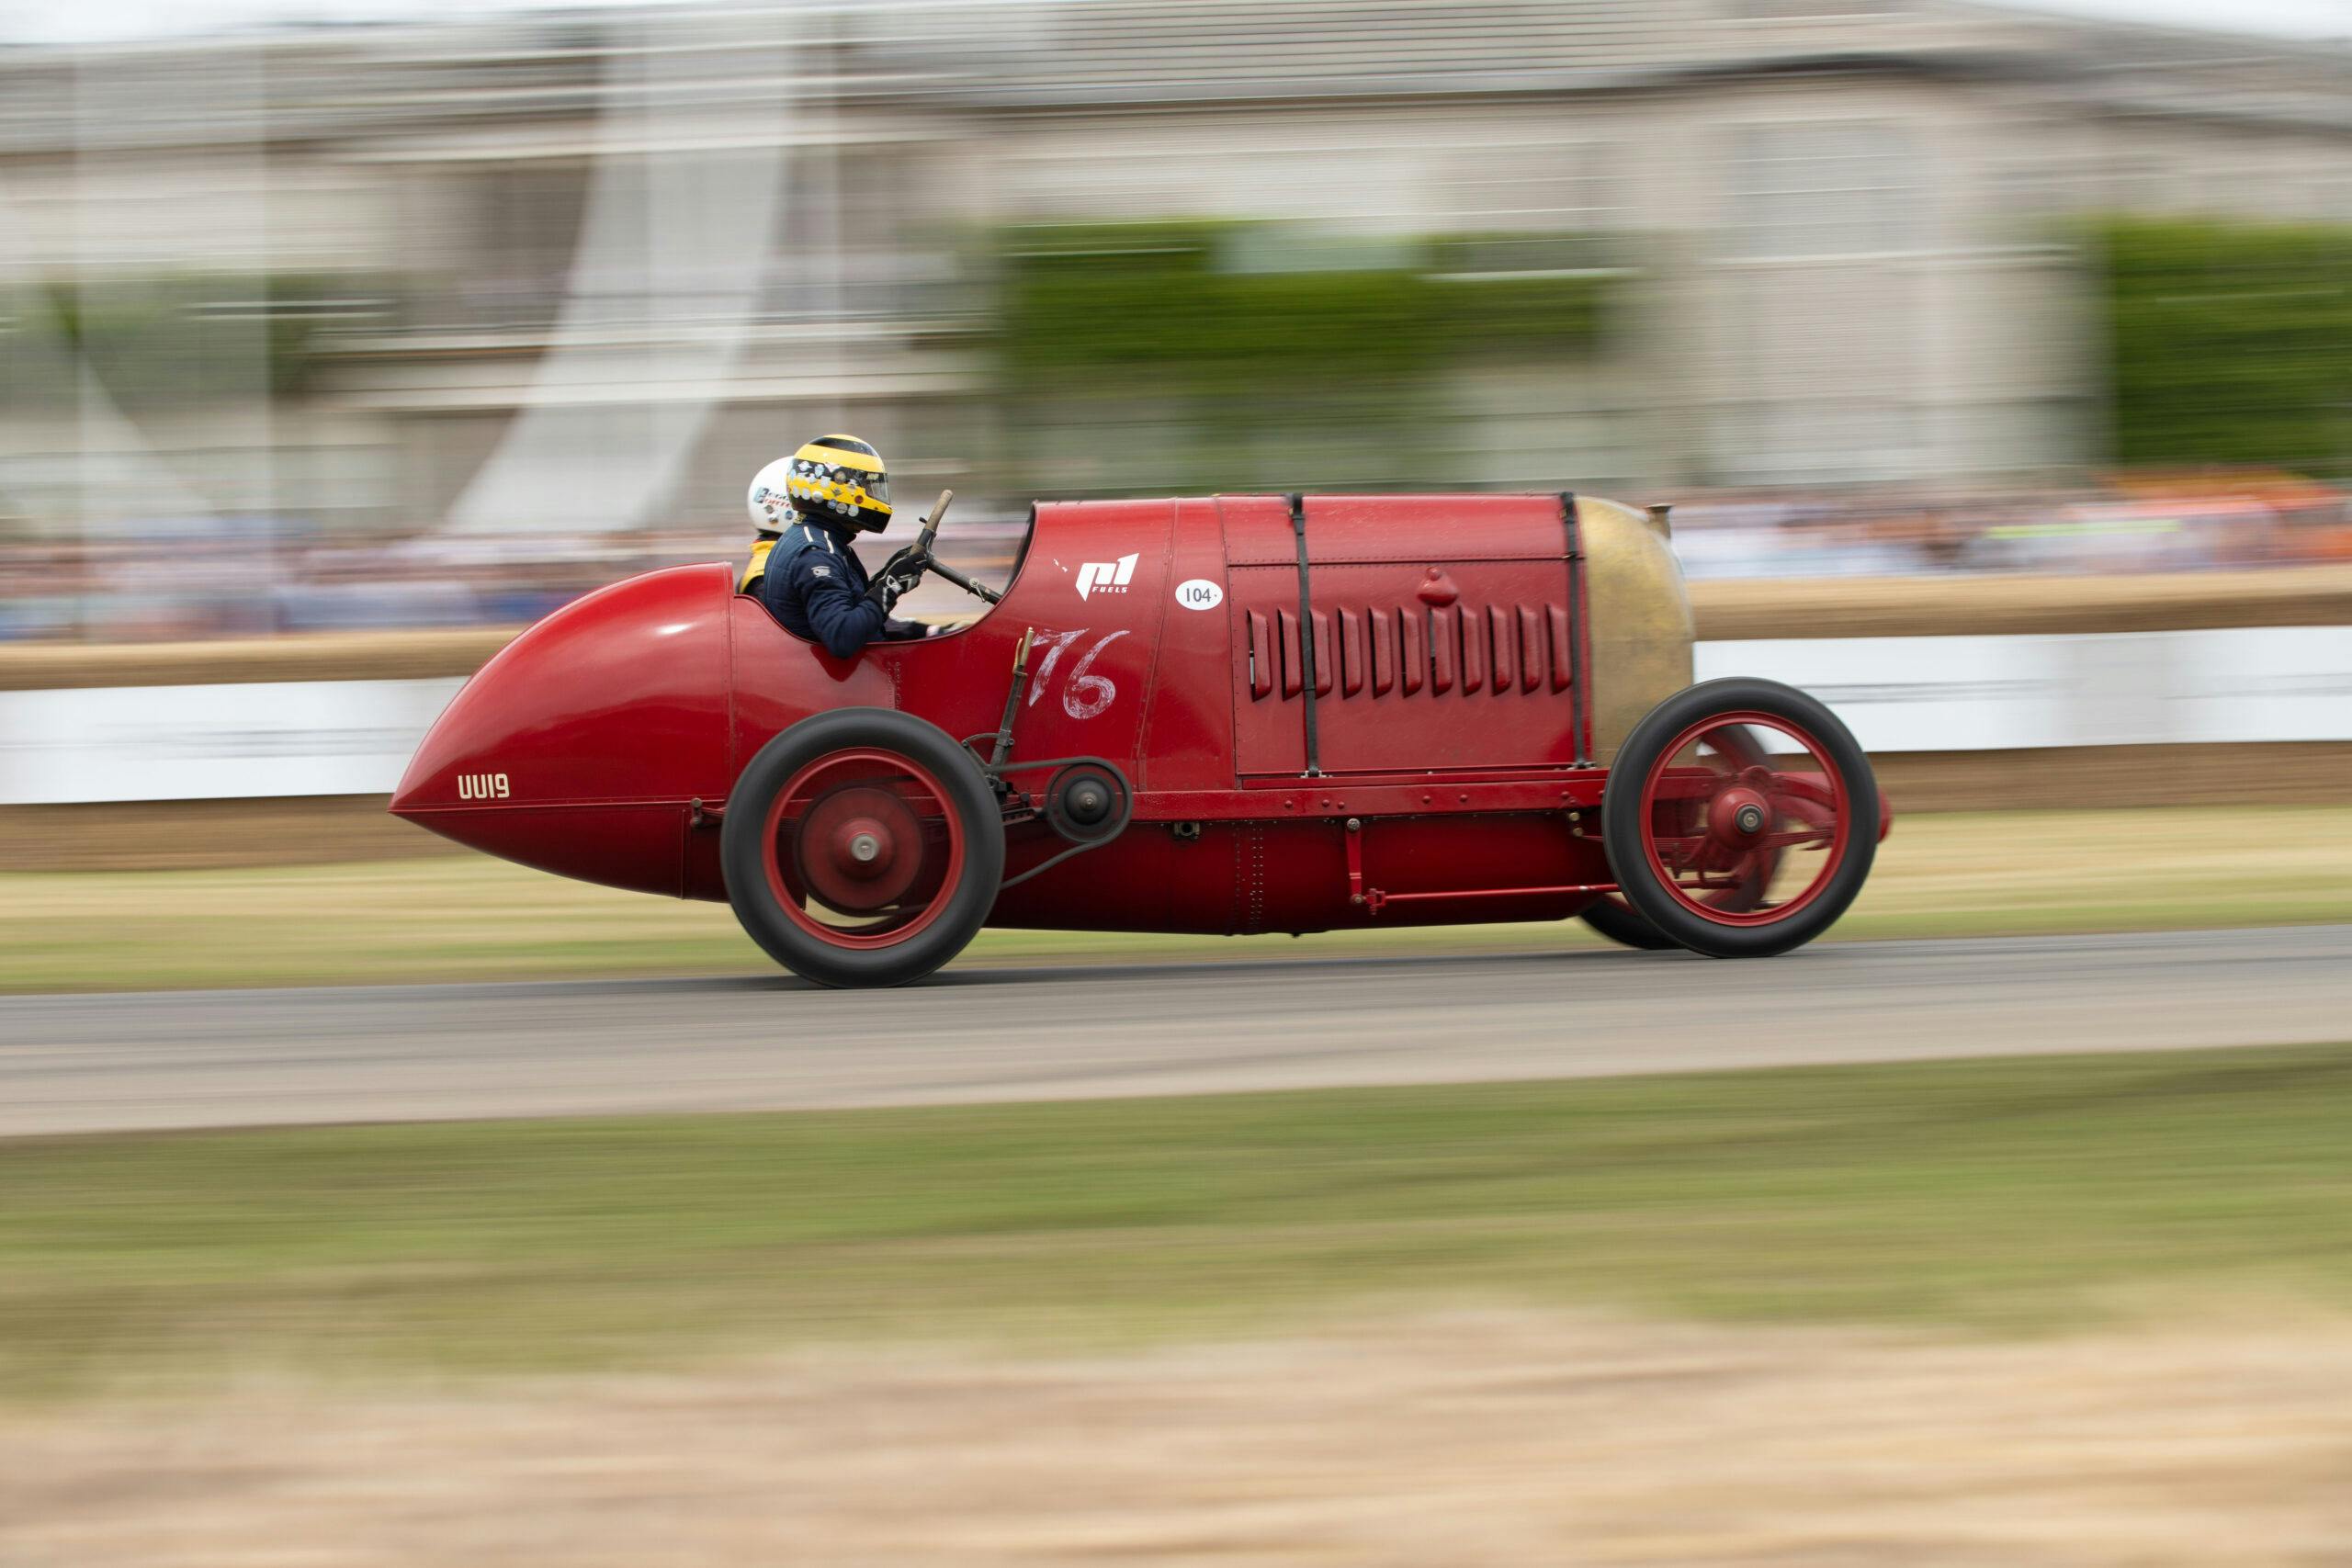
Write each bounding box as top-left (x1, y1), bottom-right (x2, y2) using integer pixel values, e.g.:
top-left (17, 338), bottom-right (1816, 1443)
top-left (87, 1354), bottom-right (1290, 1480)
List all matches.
top-left (2, 0), bottom-right (2350, 639)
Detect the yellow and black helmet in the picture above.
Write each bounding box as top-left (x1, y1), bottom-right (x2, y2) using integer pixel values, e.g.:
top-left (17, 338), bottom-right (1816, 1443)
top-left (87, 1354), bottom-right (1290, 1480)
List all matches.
top-left (784, 434), bottom-right (892, 535)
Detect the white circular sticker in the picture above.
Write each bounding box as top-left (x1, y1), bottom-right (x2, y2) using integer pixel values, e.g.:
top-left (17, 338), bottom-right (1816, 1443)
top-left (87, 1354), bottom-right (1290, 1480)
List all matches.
top-left (1173, 578), bottom-right (1225, 612)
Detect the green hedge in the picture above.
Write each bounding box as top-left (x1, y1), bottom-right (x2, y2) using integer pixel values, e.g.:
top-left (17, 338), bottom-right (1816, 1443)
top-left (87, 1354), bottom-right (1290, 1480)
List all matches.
top-left (2097, 219), bottom-right (2352, 475)
top-left (991, 223), bottom-right (1621, 494)
top-left (1000, 223), bottom-right (1612, 393)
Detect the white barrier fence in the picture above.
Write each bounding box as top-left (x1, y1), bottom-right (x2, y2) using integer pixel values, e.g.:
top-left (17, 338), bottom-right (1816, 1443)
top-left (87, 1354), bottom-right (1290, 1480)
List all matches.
top-left (1694, 627), bottom-right (2352, 753)
top-left (0, 679), bottom-right (465, 806)
top-left (2, 627), bottom-right (2348, 805)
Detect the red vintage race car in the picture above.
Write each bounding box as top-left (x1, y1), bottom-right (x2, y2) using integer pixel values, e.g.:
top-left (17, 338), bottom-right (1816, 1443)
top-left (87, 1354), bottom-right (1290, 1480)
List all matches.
top-left (392, 492), bottom-right (1886, 987)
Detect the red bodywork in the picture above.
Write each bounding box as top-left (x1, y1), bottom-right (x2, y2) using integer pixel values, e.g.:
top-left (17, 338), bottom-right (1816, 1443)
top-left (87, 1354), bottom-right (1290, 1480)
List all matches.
top-left (392, 494), bottom-right (1643, 934)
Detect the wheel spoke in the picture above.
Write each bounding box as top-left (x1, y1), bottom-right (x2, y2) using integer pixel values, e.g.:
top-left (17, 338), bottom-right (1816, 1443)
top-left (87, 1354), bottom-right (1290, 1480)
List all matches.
top-left (1635, 707), bottom-right (1856, 931)
top-left (1768, 773), bottom-right (1839, 815)
top-left (1702, 848), bottom-right (1779, 911)
top-left (1687, 721), bottom-right (1767, 769)
top-left (1651, 833), bottom-right (1706, 869)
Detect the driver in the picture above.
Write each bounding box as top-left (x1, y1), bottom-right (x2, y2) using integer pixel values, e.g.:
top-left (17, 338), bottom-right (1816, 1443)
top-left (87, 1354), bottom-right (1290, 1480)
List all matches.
top-left (741, 434), bottom-right (939, 657)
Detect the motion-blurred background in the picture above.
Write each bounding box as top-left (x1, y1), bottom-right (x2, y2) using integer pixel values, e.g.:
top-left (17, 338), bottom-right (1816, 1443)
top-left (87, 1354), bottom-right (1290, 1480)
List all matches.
top-left (6, 6), bottom-right (2352, 1563)
top-left (5, 0), bottom-right (2352, 647)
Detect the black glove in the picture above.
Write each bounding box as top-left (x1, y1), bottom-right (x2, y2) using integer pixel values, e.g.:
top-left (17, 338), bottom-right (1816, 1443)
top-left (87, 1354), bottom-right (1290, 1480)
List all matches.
top-left (872, 568), bottom-right (921, 612)
top-left (876, 544), bottom-right (930, 581)
top-left (867, 545), bottom-right (928, 609)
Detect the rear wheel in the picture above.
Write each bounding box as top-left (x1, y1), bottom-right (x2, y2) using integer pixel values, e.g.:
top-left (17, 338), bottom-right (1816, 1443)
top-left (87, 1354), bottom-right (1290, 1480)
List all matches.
top-left (721, 709), bottom-right (1004, 987)
top-left (1576, 894), bottom-right (1675, 950)
top-left (1601, 678), bottom-right (1877, 959)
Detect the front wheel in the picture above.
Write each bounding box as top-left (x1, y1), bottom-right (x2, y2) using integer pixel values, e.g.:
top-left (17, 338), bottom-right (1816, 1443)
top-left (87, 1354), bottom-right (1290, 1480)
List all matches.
top-left (1601, 678), bottom-right (1878, 959)
top-left (721, 709), bottom-right (1004, 987)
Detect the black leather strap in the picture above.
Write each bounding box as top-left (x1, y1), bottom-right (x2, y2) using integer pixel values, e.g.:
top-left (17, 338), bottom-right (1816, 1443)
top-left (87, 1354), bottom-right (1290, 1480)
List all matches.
top-left (1561, 491), bottom-right (1590, 767)
top-left (1289, 491), bottom-right (1322, 778)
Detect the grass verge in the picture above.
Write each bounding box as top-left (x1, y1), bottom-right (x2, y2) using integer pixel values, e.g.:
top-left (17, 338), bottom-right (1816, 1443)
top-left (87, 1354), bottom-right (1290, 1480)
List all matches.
top-left (5, 806), bottom-right (2352, 993)
top-left (3, 1045), bottom-right (2348, 1399)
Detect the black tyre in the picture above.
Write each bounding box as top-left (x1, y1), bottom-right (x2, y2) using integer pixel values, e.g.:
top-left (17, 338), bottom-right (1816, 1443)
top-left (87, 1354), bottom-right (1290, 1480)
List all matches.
top-left (1600, 678), bottom-right (1878, 959)
top-left (721, 708), bottom-right (1004, 987)
top-left (1576, 893), bottom-right (1677, 950)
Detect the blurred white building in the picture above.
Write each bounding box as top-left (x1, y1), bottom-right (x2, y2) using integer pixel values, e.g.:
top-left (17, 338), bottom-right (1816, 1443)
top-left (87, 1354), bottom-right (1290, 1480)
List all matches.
top-left (1, 0), bottom-right (2348, 536)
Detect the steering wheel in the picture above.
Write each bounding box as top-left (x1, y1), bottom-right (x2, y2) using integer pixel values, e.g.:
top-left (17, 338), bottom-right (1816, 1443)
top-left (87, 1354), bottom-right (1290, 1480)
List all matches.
top-left (866, 491), bottom-right (1002, 608)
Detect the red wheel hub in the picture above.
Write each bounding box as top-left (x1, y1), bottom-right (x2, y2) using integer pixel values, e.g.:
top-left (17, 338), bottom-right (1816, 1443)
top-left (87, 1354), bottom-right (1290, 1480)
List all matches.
top-left (760, 749), bottom-right (967, 949)
top-left (836, 821), bottom-right (888, 875)
top-left (1708, 786), bottom-right (1772, 850)
top-left (1637, 712), bottom-right (1852, 929)
top-left (797, 786), bottom-right (922, 912)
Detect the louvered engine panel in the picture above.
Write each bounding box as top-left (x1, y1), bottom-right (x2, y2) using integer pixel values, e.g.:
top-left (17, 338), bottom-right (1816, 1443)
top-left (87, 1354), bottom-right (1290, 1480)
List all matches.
top-left (1221, 493), bottom-right (1582, 778)
top-left (1252, 563), bottom-right (1580, 773)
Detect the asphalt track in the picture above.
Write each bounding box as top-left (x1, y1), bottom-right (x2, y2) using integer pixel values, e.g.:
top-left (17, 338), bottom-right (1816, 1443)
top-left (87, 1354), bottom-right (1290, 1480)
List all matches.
top-left (3, 925), bottom-right (2347, 1137)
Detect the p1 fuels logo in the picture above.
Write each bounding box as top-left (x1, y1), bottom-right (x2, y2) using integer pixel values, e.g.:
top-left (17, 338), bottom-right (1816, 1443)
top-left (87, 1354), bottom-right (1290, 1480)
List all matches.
top-left (1076, 553), bottom-right (1139, 601)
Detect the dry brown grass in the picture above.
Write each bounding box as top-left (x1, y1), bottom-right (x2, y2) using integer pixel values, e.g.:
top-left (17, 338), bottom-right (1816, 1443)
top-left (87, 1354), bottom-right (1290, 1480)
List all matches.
top-left (6, 1311), bottom-right (2349, 1567)
top-left (0, 794), bottom-right (450, 872)
top-left (1872, 740), bottom-right (2352, 811)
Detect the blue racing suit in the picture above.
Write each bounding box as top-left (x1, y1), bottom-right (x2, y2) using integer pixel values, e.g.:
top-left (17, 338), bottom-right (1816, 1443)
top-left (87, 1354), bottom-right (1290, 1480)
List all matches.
top-left (745, 519), bottom-right (930, 658)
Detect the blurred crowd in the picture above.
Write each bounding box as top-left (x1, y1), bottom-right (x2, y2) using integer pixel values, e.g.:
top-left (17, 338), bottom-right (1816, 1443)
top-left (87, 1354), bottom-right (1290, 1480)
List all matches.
top-left (1667, 472), bottom-right (2352, 582)
top-left (0, 515), bottom-right (1038, 643)
top-left (2, 477), bottom-right (2346, 643)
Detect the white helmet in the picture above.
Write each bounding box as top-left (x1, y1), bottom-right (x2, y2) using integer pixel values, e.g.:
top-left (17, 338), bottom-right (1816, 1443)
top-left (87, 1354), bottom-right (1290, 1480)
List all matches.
top-left (746, 457), bottom-right (799, 536)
